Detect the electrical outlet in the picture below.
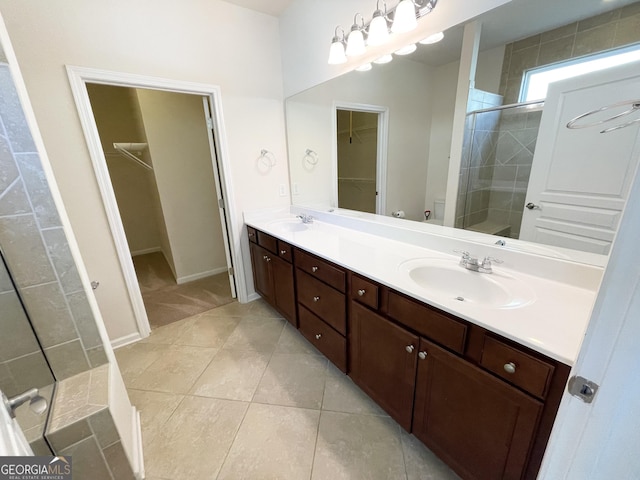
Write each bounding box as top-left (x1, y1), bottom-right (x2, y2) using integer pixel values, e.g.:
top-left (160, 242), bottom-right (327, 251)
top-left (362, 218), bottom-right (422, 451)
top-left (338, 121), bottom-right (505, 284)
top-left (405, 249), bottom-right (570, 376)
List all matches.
top-left (293, 183), bottom-right (299, 195)
top-left (278, 184), bottom-right (287, 197)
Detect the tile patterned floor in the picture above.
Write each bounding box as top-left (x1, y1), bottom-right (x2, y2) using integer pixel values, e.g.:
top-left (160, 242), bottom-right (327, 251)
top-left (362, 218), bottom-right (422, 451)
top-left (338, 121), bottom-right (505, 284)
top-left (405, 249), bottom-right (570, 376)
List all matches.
top-left (115, 299), bottom-right (460, 480)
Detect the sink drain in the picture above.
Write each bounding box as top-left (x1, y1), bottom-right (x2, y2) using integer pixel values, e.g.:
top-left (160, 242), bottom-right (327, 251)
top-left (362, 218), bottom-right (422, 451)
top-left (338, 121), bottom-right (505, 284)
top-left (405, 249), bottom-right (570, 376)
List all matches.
top-left (455, 296), bottom-right (465, 302)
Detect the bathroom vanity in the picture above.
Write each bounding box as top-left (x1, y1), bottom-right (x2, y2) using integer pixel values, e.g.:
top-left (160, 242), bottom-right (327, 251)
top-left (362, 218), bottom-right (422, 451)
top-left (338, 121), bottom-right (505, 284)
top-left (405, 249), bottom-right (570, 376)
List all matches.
top-left (245, 208), bottom-right (600, 480)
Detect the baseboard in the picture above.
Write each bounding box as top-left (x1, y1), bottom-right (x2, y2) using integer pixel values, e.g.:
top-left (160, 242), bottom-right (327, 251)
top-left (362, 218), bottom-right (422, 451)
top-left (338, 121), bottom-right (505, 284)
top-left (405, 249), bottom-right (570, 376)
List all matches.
top-left (176, 266), bottom-right (228, 285)
top-left (130, 246), bottom-right (161, 257)
top-left (246, 292), bottom-right (261, 302)
top-left (131, 407), bottom-right (145, 480)
top-left (111, 332), bottom-right (143, 349)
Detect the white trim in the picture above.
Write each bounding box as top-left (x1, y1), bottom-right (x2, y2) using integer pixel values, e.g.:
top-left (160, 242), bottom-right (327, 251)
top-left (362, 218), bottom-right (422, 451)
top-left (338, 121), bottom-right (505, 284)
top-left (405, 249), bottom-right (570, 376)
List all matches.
top-left (246, 292), bottom-right (262, 303)
top-left (332, 102), bottom-right (389, 214)
top-left (65, 66), bottom-right (248, 343)
top-left (110, 332), bottom-right (143, 350)
top-left (176, 265), bottom-right (228, 285)
top-left (131, 407), bottom-right (145, 480)
top-left (130, 246), bottom-right (161, 257)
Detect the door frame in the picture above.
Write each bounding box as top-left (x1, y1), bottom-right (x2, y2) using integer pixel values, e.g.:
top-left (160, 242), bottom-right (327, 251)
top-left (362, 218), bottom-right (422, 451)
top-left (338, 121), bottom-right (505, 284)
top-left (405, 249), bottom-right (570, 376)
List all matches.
top-left (332, 102), bottom-right (389, 214)
top-left (66, 66), bottom-right (245, 341)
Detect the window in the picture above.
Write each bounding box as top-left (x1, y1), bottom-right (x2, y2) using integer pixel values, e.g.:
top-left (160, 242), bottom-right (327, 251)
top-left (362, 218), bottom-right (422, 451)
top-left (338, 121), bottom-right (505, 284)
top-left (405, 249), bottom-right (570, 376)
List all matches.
top-left (520, 44), bottom-right (640, 102)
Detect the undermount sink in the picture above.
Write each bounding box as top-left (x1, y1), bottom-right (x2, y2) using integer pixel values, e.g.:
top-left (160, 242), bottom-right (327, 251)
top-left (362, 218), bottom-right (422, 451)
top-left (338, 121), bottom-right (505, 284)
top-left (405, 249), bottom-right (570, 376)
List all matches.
top-left (267, 218), bottom-right (309, 233)
top-left (398, 258), bottom-right (536, 309)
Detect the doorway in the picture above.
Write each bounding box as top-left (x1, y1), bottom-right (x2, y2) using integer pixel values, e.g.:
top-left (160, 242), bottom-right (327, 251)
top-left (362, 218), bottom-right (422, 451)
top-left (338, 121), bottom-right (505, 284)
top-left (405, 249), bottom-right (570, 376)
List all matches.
top-left (67, 67), bottom-right (243, 343)
top-left (333, 103), bottom-right (388, 215)
top-left (86, 84), bottom-right (235, 329)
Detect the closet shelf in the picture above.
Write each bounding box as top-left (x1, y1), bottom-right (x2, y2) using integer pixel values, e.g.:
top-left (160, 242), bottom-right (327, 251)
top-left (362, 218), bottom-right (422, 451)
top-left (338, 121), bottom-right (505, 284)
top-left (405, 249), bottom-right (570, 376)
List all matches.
top-left (112, 142), bottom-right (152, 170)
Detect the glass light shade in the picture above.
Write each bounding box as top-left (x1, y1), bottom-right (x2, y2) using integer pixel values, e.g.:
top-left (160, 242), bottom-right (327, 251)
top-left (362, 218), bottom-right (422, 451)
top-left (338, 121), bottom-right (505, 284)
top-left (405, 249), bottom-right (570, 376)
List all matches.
top-left (368, 13), bottom-right (389, 46)
top-left (419, 31), bottom-right (444, 44)
top-left (391, 0), bottom-right (417, 33)
top-left (373, 54), bottom-right (393, 64)
top-left (356, 63), bottom-right (373, 72)
top-left (395, 43), bottom-right (417, 55)
top-left (346, 28), bottom-right (366, 56)
top-left (328, 40), bottom-right (347, 64)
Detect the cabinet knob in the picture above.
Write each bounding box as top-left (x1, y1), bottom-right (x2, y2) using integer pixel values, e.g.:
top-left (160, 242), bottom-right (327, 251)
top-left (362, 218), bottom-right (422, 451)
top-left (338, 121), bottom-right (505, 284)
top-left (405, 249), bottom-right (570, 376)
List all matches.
top-left (315, 333), bottom-right (322, 340)
top-left (313, 296), bottom-right (320, 302)
top-left (503, 362), bottom-right (517, 374)
top-left (266, 257), bottom-right (271, 262)
top-left (312, 266), bottom-right (319, 273)
top-left (263, 255), bottom-right (268, 260)
top-left (418, 351), bottom-right (427, 360)
top-left (357, 289), bottom-right (366, 296)
top-left (405, 345), bottom-right (415, 353)
top-left (248, 232), bottom-right (255, 238)
top-left (280, 249), bottom-right (287, 255)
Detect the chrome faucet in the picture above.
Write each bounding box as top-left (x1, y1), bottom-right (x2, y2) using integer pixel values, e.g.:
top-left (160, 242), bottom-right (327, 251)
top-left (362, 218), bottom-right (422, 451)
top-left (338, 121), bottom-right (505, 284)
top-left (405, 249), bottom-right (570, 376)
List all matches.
top-left (456, 251), bottom-right (503, 274)
top-left (296, 214), bottom-right (314, 224)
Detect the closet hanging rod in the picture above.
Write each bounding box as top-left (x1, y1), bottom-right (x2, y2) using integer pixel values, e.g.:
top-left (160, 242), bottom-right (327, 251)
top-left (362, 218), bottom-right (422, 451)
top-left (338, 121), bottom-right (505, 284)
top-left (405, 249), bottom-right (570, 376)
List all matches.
top-left (113, 142), bottom-right (152, 170)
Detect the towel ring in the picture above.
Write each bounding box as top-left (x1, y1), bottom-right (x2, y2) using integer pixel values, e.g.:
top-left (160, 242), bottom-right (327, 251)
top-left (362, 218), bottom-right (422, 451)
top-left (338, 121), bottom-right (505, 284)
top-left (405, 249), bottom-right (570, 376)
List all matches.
top-left (566, 99), bottom-right (640, 133)
top-left (304, 149), bottom-right (319, 165)
top-left (259, 149), bottom-right (276, 166)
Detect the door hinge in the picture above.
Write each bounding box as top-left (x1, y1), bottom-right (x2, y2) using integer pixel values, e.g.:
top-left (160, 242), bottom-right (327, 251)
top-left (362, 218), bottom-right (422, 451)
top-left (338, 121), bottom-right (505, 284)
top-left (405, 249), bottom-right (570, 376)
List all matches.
top-left (206, 117), bottom-right (213, 129)
top-left (568, 375), bottom-right (599, 404)
top-left (228, 267), bottom-right (234, 276)
top-left (218, 198), bottom-right (225, 209)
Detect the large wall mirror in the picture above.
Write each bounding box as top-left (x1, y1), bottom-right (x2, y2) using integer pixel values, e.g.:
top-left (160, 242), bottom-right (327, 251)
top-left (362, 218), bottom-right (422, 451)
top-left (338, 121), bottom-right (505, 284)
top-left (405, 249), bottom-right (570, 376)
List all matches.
top-left (286, 0), bottom-right (640, 263)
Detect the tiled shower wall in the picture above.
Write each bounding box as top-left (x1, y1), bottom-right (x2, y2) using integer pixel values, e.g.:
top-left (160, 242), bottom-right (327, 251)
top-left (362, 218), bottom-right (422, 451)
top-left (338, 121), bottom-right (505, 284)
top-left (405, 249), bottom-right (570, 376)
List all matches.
top-left (0, 60), bottom-right (108, 381)
top-left (499, 2), bottom-right (640, 104)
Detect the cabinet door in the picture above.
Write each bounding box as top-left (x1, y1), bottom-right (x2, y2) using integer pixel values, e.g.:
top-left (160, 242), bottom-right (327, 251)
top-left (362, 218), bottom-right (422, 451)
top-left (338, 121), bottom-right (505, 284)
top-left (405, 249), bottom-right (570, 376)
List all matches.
top-left (413, 338), bottom-right (543, 480)
top-left (249, 242), bottom-right (273, 301)
top-left (271, 255), bottom-right (296, 326)
top-left (350, 301), bottom-right (418, 430)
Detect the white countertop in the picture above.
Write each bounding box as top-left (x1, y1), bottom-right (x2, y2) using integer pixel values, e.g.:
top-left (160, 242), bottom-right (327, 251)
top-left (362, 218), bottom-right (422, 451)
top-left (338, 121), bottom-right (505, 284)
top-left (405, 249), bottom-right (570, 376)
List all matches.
top-left (244, 209), bottom-right (601, 365)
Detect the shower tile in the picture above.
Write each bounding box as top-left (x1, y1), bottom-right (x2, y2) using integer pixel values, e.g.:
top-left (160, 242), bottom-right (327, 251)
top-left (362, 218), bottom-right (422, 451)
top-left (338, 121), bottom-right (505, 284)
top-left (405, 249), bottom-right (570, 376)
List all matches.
top-left (14, 153), bottom-right (61, 228)
top-left (86, 346), bottom-right (108, 368)
top-left (5, 351), bottom-right (53, 395)
top-left (538, 36), bottom-right (575, 67)
top-left (145, 396), bottom-right (248, 479)
top-left (621, 2), bottom-right (640, 17)
top-left (512, 34), bottom-right (541, 52)
top-left (253, 353), bottom-right (327, 409)
top-left (103, 441), bottom-right (136, 479)
top-left (312, 411), bottom-right (406, 480)
top-left (21, 282), bottom-right (78, 348)
top-left (0, 214), bottom-right (56, 287)
top-left (67, 290), bottom-right (102, 349)
top-left (507, 45), bottom-right (539, 78)
top-left (0, 135), bottom-right (19, 193)
top-left (0, 291), bottom-right (41, 361)
top-left (0, 68), bottom-right (37, 153)
top-left (190, 348), bottom-right (270, 401)
top-left (60, 436), bottom-right (112, 480)
top-left (489, 190), bottom-right (514, 210)
top-left (88, 408), bottom-right (119, 449)
top-left (578, 10), bottom-right (619, 32)
top-left (613, 14), bottom-right (640, 47)
top-left (573, 24), bottom-right (616, 56)
top-left (541, 22), bottom-right (577, 43)
top-left (218, 403), bottom-right (319, 480)
top-left (0, 179), bottom-right (30, 216)
top-left (47, 419), bottom-right (92, 452)
top-left (44, 339), bottom-right (90, 380)
top-left (42, 227), bottom-right (83, 294)
top-left (401, 431), bottom-right (461, 480)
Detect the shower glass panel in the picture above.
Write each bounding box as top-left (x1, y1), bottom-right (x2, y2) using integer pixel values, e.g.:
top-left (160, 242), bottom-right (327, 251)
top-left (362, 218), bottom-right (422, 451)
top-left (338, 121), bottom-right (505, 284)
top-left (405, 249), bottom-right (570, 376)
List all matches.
top-left (0, 249), bottom-right (55, 454)
top-left (457, 101), bottom-right (544, 239)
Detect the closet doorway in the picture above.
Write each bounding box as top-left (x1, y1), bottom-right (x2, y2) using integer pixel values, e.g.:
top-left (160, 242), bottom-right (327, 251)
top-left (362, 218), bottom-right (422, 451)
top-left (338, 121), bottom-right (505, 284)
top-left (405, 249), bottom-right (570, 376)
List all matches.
top-left (333, 103), bottom-right (388, 215)
top-left (67, 68), bottom-right (242, 342)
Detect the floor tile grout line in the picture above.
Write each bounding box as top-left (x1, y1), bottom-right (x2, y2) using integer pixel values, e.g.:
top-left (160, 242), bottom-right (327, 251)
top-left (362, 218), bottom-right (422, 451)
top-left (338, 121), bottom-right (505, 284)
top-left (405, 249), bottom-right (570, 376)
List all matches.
top-left (213, 397), bottom-right (253, 480)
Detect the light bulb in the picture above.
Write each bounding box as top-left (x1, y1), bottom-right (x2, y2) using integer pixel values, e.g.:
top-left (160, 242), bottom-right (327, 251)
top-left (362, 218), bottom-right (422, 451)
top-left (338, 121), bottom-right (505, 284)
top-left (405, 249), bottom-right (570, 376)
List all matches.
top-left (395, 44), bottom-right (417, 55)
top-left (373, 54), bottom-right (393, 64)
top-left (391, 0), bottom-right (417, 34)
top-left (419, 31), bottom-right (444, 44)
top-left (356, 63), bottom-right (373, 72)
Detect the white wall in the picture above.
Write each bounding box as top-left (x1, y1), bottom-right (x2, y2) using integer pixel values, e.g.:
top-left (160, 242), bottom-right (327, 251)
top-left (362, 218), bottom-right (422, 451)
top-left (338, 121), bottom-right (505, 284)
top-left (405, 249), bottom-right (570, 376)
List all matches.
top-left (287, 58), bottom-right (434, 221)
top-left (279, 0), bottom-right (512, 97)
top-left (136, 89), bottom-right (227, 283)
top-left (0, 0), bottom-right (289, 342)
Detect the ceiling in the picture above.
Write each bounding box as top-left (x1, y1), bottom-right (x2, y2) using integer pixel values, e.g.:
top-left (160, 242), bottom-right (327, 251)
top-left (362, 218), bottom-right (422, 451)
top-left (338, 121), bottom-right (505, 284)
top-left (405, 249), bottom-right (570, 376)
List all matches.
top-left (221, 0), bottom-right (295, 16)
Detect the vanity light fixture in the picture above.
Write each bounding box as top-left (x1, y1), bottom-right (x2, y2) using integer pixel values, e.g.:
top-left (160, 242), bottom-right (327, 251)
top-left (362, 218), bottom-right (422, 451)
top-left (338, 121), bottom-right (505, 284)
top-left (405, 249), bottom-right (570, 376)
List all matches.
top-left (419, 31), bottom-right (444, 44)
top-left (394, 43), bottom-right (417, 55)
top-left (346, 14), bottom-right (367, 56)
top-left (373, 54), bottom-right (394, 64)
top-left (328, 26), bottom-right (347, 64)
top-left (327, 0), bottom-right (438, 65)
top-left (368, 1), bottom-right (390, 46)
top-left (356, 63), bottom-right (373, 71)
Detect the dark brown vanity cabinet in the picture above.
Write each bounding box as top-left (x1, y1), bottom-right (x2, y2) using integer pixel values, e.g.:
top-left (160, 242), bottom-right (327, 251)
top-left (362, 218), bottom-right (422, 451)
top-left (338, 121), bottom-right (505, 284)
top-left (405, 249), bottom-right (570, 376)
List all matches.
top-left (248, 227), bottom-right (296, 326)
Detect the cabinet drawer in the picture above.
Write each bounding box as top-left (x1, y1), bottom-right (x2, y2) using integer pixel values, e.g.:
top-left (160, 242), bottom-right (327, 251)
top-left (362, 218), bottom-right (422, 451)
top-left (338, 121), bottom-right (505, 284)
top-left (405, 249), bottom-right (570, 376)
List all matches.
top-left (296, 270), bottom-right (346, 335)
top-left (299, 305), bottom-right (347, 373)
top-left (257, 230), bottom-right (278, 254)
top-left (277, 240), bottom-right (293, 263)
top-left (480, 336), bottom-right (554, 399)
top-left (247, 226), bottom-right (257, 243)
top-left (351, 274), bottom-right (379, 310)
top-left (387, 292), bottom-right (467, 354)
top-left (295, 249), bottom-right (345, 292)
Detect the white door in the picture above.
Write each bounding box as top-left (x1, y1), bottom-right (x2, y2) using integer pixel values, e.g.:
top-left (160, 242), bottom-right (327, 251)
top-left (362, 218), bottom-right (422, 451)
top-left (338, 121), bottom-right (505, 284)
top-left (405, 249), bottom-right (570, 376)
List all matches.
top-left (520, 61), bottom-right (640, 254)
top-left (202, 97), bottom-right (236, 298)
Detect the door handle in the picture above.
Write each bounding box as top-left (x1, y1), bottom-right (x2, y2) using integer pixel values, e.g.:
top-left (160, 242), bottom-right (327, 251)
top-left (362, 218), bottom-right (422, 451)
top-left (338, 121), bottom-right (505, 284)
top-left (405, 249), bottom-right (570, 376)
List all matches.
top-left (525, 202), bottom-right (540, 210)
